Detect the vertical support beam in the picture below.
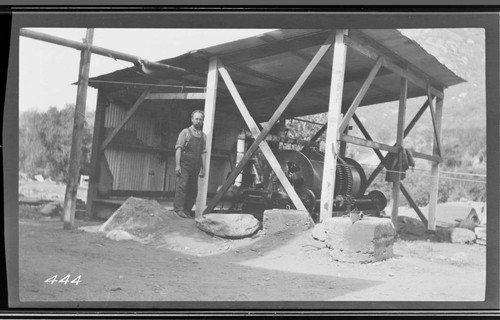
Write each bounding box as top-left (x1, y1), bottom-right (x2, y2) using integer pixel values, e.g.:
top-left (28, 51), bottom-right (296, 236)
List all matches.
top-left (63, 28), bottom-right (94, 230)
top-left (85, 90), bottom-right (108, 220)
top-left (391, 76), bottom-right (408, 228)
top-left (195, 57), bottom-right (219, 218)
top-left (427, 95), bottom-right (444, 231)
top-left (319, 29), bottom-right (348, 222)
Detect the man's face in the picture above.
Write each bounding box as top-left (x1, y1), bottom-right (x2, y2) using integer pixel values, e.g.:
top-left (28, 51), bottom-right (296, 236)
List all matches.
top-left (192, 112), bottom-right (204, 130)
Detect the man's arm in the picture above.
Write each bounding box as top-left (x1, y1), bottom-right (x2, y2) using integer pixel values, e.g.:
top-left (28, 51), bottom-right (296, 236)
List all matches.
top-left (175, 129), bottom-right (187, 176)
top-left (200, 152), bottom-right (206, 177)
top-left (175, 147), bottom-right (182, 176)
top-left (199, 133), bottom-right (207, 177)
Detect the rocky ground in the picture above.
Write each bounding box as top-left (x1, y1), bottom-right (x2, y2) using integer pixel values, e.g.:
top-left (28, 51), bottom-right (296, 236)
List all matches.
top-left (14, 180), bottom-right (488, 307)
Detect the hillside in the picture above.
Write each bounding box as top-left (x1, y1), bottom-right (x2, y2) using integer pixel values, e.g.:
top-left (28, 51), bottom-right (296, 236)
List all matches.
top-left (344, 28), bottom-right (486, 170)
top-left (399, 28), bottom-right (486, 130)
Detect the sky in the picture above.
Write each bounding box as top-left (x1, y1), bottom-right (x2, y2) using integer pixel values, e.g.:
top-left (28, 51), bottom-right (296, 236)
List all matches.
top-left (19, 28), bottom-right (276, 113)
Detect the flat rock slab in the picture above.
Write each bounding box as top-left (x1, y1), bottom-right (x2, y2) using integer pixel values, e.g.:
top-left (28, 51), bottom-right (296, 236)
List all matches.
top-left (262, 209), bottom-right (313, 236)
top-left (195, 214), bottom-right (260, 239)
top-left (323, 217), bottom-right (395, 263)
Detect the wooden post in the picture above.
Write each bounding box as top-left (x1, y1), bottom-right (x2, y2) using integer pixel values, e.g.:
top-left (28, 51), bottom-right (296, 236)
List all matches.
top-left (391, 76), bottom-right (408, 228)
top-left (85, 90), bottom-right (108, 219)
top-left (63, 28), bottom-right (94, 230)
top-left (427, 94), bottom-right (444, 231)
top-left (353, 115), bottom-right (428, 226)
top-left (195, 57), bottom-right (219, 218)
top-left (319, 29), bottom-right (348, 223)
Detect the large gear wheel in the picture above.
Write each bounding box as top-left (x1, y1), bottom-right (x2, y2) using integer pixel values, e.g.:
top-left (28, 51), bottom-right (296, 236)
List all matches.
top-left (337, 157), bottom-right (353, 196)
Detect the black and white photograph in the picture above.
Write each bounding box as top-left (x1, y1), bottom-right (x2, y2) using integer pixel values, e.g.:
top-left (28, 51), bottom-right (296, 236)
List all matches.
top-left (5, 10), bottom-right (499, 313)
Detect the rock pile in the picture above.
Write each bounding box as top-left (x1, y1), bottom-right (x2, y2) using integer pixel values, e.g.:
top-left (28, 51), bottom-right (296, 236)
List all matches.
top-left (98, 197), bottom-right (177, 242)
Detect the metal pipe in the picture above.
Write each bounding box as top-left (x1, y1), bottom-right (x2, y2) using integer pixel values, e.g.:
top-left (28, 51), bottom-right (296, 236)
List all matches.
top-left (20, 29), bottom-right (190, 76)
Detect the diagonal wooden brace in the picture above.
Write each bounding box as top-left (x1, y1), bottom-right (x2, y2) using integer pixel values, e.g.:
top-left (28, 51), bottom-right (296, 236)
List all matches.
top-left (202, 31), bottom-right (337, 215)
top-left (100, 87), bottom-right (151, 152)
top-left (427, 87), bottom-right (442, 158)
top-left (361, 98), bottom-right (430, 189)
top-left (339, 56), bottom-right (383, 133)
top-left (218, 61), bottom-right (307, 211)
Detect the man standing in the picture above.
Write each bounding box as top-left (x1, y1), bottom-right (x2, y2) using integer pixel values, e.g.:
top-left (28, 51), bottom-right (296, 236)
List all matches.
top-left (173, 110), bottom-right (207, 218)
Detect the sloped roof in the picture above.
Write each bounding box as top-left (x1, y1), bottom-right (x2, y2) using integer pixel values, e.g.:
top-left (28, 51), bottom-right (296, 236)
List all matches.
top-left (90, 29), bottom-right (465, 122)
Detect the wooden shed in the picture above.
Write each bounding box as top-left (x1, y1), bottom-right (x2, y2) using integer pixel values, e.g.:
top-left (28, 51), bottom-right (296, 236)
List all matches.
top-left (85, 29), bottom-right (465, 230)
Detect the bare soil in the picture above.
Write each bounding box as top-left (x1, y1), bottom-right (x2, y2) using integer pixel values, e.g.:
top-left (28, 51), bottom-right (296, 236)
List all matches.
top-left (16, 180), bottom-right (486, 304)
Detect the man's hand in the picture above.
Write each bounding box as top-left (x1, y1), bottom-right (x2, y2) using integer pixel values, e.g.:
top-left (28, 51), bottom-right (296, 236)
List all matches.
top-left (175, 166), bottom-right (182, 176)
top-left (199, 168), bottom-right (205, 178)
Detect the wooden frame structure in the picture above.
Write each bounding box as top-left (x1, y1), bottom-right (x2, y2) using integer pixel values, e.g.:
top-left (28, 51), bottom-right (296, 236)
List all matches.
top-left (188, 29), bottom-right (456, 229)
top-left (22, 28), bottom-right (464, 230)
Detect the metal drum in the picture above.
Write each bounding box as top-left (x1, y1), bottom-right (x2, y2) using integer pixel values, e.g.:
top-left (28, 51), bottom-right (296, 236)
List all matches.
top-left (274, 149), bottom-right (366, 198)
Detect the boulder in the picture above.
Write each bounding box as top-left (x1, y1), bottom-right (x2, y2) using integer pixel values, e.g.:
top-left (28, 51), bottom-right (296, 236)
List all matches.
top-left (397, 216), bottom-right (426, 236)
top-left (195, 213), bottom-right (260, 239)
top-left (262, 209), bottom-right (313, 236)
top-left (39, 202), bottom-right (62, 217)
top-left (450, 227), bottom-right (476, 244)
top-left (323, 217), bottom-right (395, 263)
top-left (34, 174), bottom-right (44, 182)
top-left (106, 229), bottom-right (139, 242)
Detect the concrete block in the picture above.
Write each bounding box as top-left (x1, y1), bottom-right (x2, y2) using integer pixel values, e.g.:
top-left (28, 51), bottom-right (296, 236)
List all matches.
top-left (262, 209), bottom-right (313, 236)
top-left (323, 217), bottom-right (395, 263)
top-left (196, 213), bottom-right (260, 239)
top-left (450, 227), bottom-right (476, 244)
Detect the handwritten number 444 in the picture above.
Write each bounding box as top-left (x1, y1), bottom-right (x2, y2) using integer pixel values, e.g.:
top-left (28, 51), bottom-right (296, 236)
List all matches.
top-left (44, 275), bottom-right (82, 285)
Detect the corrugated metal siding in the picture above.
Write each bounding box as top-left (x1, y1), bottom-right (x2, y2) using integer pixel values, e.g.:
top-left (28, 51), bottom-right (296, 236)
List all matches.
top-left (104, 103), bottom-right (167, 191)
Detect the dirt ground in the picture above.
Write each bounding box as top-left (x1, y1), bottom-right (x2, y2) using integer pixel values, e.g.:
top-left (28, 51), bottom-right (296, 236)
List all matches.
top-left (15, 180), bottom-right (486, 305)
